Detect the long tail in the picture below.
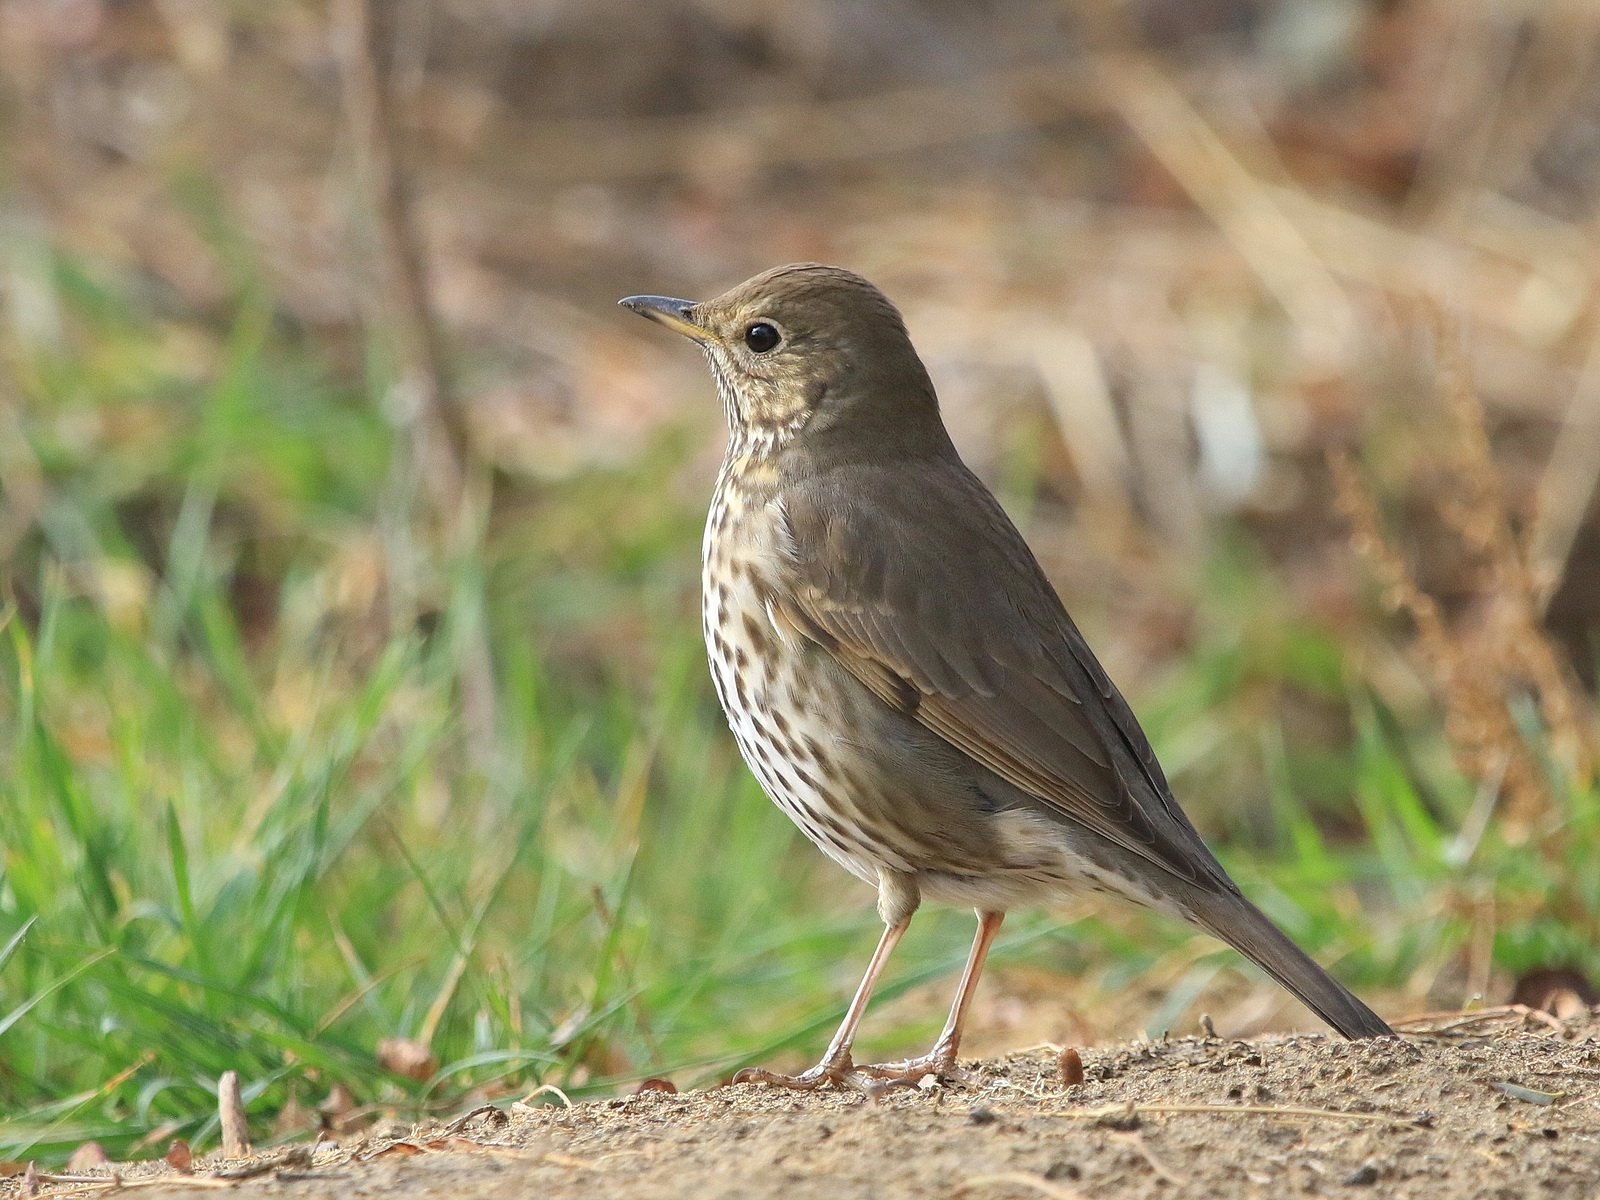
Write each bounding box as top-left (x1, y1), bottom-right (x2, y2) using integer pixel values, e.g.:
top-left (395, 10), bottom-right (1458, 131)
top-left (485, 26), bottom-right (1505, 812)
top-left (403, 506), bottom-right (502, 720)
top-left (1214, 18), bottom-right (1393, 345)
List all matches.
top-left (1187, 888), bottom-right (1392, 1039)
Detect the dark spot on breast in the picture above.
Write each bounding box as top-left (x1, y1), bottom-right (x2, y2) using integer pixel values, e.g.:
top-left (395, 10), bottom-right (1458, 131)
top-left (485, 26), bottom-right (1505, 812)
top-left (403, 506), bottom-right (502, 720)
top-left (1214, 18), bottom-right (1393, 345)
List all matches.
top-left (820, 812), bottom-right (852, 840)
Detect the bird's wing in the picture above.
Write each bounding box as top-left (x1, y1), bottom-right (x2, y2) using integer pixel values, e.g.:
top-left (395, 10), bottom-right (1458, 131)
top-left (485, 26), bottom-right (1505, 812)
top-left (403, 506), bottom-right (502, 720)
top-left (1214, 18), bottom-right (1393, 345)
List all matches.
top-left (770, 455), bottom-right (1230, 888)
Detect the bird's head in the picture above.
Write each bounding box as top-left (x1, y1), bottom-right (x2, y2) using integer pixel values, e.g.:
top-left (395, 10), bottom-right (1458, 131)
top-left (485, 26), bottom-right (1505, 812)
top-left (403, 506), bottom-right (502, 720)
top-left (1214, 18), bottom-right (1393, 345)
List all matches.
top-left (621, 263), bottom-right (945, 457)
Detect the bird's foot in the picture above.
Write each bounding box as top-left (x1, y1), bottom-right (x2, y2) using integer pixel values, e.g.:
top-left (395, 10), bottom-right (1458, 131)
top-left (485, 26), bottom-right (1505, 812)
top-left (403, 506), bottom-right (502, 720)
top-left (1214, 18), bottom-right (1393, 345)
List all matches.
top-left (732, 1051), bottom-right (863, 1091)
top-left (854, 1047), bottom-right (965, 1093)
top-left (732, 1042), bottom-right (968, 1095)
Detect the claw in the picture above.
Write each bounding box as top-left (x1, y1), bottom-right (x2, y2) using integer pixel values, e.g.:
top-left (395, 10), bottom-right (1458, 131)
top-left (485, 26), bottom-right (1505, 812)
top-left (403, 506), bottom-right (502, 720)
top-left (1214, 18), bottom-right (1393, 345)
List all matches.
top-left (732, 1052), bottom-right (863, 1091)
top-left (732, 1048), bottom-right (969, 1094)
top-left (856, 1050), bottom-right (964, 1091)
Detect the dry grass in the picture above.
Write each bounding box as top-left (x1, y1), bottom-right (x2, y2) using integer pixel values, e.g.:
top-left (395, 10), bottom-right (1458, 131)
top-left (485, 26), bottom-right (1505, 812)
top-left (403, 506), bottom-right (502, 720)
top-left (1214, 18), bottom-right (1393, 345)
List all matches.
top-left (1330, 313), bottom-right (1595, 843)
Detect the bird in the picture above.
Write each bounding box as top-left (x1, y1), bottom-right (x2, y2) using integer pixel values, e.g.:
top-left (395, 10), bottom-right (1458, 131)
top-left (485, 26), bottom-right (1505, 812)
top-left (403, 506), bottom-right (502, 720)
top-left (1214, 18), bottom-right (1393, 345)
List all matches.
top-left (619, 263), bottom-right (1392, 1090)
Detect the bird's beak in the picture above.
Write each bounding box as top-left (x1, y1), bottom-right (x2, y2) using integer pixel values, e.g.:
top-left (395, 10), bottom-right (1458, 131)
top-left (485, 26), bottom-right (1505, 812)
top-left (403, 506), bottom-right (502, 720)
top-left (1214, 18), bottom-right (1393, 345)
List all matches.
top-left (618, 294), bottom-right (707, 342)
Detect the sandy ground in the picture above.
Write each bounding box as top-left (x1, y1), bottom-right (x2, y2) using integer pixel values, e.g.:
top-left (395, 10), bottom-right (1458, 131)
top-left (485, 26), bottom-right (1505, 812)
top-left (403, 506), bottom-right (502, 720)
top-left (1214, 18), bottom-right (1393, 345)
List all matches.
top-left (8, 1009), bottom-right (1599, 1200)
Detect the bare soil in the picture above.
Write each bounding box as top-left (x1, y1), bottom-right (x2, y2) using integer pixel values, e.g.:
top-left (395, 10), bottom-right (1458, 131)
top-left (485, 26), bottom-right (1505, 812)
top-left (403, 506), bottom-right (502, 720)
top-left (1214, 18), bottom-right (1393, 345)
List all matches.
top-left (11, 1009), bottom-right (1599, 1200)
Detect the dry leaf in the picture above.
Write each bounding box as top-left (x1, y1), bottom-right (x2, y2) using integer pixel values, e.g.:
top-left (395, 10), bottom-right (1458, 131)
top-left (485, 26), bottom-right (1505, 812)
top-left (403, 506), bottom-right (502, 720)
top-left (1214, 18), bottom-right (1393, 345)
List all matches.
top-left (165, 1139), bottom-right (194, 1172)
top-left (377, 1037), bottom-right (438, 1082)
top-left (423, 1138), bottom-right (486, 1152)
top-left (319, 1083), bottom-right (359, 1130)
top-left (66, 1142), bottom-right (109, 1170)
top-left (368, 1141), bottom-right (425, 1159)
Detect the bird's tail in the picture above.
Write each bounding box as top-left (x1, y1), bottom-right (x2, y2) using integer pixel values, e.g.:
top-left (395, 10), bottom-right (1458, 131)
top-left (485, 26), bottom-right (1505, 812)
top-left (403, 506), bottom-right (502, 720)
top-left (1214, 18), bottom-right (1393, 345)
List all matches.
top-left (1187, 889), bottom-right (1392, 1039)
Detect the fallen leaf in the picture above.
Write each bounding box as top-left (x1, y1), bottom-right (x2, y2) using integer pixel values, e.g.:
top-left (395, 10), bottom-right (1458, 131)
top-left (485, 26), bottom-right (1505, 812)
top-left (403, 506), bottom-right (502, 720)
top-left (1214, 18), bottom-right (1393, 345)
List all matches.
top-left (165, 1139), bottom-right (193, 1172)
top-left (377, 1037), bottom-right (438, 1082)
top-left (66, 1142), bottom-right (109, 1170)
top-left (367, 1142), bottom-right (425, 1159)
top-left (319, 1083), bottom-right (359, 1127)
top-left (1493, 1081), bottom-right (1563, 1106)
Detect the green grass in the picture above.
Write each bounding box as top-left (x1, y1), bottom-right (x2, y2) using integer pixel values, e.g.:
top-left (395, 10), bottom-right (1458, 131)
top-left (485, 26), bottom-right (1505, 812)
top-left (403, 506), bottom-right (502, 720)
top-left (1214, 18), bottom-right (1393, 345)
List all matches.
top-left (2, 247), bottom-right (1596, 1165)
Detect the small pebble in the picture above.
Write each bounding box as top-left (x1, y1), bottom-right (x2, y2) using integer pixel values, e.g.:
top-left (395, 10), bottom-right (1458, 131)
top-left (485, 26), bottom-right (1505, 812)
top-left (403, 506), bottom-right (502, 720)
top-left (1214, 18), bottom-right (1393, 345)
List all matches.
top-left (1343, 1163), bottom-right (1379, 1186)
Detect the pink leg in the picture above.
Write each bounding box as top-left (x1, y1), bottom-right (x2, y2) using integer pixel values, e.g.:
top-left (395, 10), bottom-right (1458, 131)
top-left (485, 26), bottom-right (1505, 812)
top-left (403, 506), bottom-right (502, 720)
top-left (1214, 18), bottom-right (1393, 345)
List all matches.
top-left (860, 910), bottom-right (1004, 1086)
top-left (733, 917), bottom-right (910, 1091)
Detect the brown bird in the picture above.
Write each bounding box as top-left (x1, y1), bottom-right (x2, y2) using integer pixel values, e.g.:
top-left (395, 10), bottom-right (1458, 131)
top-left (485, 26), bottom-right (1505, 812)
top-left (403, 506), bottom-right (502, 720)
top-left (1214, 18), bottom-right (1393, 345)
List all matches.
top-left (621, 264), bottom-right (1391, 1090)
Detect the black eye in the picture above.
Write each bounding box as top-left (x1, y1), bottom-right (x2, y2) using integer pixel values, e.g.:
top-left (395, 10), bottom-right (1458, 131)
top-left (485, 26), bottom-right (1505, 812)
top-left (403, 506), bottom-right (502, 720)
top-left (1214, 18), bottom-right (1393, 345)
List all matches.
top-left (743, 322), bottom-right (781, 353)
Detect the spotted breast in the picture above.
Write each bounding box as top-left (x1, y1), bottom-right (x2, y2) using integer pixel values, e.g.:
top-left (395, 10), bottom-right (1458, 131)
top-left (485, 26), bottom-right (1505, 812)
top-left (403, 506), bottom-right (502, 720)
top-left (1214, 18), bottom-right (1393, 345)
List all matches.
top-left (701, 452), bottom-right (925, 892)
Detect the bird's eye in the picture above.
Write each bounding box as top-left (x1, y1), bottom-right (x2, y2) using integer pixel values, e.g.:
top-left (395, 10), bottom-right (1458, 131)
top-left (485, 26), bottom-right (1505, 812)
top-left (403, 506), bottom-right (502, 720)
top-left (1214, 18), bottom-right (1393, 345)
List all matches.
top-left (743, 322), bottom-right (781, 353)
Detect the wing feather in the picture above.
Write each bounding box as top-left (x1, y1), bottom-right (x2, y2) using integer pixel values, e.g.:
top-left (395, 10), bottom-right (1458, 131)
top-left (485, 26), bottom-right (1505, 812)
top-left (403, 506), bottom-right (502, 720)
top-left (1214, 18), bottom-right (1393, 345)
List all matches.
top-left (771, 454), bottom-right (1228, 887)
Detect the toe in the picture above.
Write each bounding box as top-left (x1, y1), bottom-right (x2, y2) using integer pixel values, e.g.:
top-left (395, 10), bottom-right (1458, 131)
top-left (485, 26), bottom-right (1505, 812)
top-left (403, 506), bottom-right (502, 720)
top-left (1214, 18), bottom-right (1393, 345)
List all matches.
top-left (857, 1053), bottom-right (962, 1087)
top-left (731, 1053), bottom-right (861, 1091)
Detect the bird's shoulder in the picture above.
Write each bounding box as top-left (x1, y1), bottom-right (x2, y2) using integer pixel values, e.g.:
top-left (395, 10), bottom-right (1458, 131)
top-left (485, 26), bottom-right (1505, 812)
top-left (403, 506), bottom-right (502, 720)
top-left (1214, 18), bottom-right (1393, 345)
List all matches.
top-left (768, 451), bottom-right (1078, 685)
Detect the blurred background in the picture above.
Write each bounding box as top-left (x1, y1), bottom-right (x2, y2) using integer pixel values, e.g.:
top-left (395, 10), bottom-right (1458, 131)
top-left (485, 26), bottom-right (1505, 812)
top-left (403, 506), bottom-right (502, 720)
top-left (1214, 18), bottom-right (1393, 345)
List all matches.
top-left (2, 0), bottom-right (1599, 1163)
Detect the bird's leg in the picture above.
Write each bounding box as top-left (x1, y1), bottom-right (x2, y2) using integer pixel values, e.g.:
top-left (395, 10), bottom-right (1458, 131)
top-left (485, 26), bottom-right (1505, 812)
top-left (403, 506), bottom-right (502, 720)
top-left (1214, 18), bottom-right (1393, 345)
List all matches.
top-left (733, 917), bottom-right (910, 1090)
top-left (859, 910), bottom-right (1004, 1088)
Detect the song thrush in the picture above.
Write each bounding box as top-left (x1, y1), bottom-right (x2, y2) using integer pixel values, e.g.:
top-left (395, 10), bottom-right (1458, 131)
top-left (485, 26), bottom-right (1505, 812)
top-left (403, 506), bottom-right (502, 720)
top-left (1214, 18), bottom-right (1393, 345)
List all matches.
top-left (621, 264), bottom-right (1391, 1090)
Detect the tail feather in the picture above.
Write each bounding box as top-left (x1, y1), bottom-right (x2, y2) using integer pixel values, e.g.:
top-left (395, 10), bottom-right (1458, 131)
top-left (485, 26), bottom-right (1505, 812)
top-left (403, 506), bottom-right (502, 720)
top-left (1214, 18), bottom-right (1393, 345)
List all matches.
top-left (1189, 890), bottom-right (1392, 1039)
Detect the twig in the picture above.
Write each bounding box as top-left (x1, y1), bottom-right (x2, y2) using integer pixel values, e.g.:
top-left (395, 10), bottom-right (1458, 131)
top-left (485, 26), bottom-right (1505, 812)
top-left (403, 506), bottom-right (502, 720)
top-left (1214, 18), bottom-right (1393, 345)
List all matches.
top-left (331, 0), bottom-right (465, 527)
top-left (214, 1147), bottom-right (315, 1180)
top-left (519, 1083), bottom-right (574, 1109)
top-left (1392, 1004), bottom-right (1569, 1035)
top-left (442, 1104), bottom-right (509, 1135)
top-left (217, 1071), bottom-right (251, 1159)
